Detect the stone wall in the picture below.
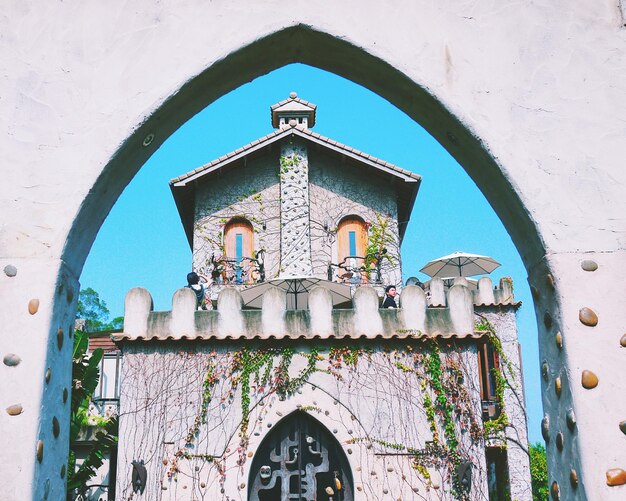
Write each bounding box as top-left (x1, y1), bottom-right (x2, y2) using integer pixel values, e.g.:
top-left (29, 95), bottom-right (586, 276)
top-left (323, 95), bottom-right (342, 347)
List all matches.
top-left (115, 280), bottom-right (531, 499)
top-left (3, 2), bottom-right (626, 498)
top-left (116, 339), bottom-right (488, 500)
top-left (193, 151), bottom-right (281, 281)
top-left (192, 138), bottom-right (403, 288)
top-left (308, 148), bottom-right (401, 287)
top-left (480, 307), bottom-right (533, 501)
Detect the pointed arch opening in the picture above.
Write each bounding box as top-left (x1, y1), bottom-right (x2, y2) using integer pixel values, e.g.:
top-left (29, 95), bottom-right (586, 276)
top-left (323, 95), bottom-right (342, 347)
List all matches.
top-left (248, 411), bottom-right (354, 501)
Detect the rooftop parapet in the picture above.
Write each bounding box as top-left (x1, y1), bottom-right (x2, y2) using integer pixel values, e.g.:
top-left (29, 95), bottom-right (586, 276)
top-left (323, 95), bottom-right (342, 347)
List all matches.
top-left (115, 276), bottom-right (516, 343)
top-left (427, 276), bottom-right (515, 307)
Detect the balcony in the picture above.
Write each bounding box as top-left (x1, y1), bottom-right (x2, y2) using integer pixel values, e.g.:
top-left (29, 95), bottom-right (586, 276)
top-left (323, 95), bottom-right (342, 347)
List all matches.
top-left (207, 251), bottom-right (265, 286)
top-left (327, 254), bottom-right (384, 285)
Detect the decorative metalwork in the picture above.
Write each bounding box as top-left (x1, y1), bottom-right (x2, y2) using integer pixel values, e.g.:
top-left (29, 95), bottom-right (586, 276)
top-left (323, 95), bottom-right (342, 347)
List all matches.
top-left (131, 459), bottom-right (147, 494)
top-left (327, 250), bottom-right (386, 285)
top-left (249, 412), bottom-right (353, 501)
top-left (208, 249), bottom-right (265, 285)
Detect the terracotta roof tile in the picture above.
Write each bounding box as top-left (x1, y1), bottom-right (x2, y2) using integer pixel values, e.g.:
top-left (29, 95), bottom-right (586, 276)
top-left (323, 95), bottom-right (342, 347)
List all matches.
top-left (114, 331), bottom-right (485, 343)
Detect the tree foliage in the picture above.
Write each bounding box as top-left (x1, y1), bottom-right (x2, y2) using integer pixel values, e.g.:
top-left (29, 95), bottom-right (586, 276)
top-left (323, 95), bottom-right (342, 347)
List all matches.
top-left (529, 442), bottom-right (548, 501)
top-left (77, 287), bottom-right (123, 332)
top-left (68, 291), bottom-right (120, 498)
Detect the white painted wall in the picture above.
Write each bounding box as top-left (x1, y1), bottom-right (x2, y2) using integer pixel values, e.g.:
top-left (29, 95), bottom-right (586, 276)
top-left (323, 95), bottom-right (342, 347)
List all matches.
top-left (1, 1), bottom-right (625, 499)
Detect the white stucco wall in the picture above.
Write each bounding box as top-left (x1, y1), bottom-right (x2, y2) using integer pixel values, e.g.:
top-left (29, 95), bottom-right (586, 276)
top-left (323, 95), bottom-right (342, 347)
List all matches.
top-left (1, 1), bottom-right (625, 499)
top-left (117, 341), bottom-right (489, 500)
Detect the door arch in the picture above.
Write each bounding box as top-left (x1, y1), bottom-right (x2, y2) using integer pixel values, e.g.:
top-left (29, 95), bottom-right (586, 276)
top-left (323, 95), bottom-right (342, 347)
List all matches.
top-left (63, 24), bottom-right (544, 275)
top-left (8, 12), bottom-right (612, 500)
top-left (248, 411), bottom-right (354, 501)
top-left (53, 25), bottom-right (550, 500)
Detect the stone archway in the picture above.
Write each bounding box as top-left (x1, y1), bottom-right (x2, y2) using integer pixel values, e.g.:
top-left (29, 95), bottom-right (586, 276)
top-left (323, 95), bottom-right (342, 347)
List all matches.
top-left (2, 4), bottom-right (625, 500)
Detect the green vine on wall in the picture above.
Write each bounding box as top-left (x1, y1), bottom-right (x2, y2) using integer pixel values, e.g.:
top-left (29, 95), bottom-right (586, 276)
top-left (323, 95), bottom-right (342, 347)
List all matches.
top-left (168, 342), bottom-right (483, 500)
top-left (365, 213), bottom-right (396, 269)
top-left (475, 316), bottom-right (515, 443)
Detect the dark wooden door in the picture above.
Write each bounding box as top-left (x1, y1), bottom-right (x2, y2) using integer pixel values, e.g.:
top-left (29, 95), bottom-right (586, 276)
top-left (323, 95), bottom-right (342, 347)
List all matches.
top-left (249, 412), bottom-right (353, 501)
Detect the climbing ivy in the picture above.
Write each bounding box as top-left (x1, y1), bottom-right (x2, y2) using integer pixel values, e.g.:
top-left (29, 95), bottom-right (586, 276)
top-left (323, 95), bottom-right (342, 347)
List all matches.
top-left (475, 315), bottom-right (515, 442)
top-left (168, 342), bottom-right (486, 500)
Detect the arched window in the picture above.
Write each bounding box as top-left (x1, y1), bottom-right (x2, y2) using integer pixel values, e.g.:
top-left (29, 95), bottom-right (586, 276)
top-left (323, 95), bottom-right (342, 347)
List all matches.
top-left (223, 218), bottom-right (254, 284)
top-left (336, 216), bottom-right (368, 283)
top-left (248, 411), bottom-right (353, 501)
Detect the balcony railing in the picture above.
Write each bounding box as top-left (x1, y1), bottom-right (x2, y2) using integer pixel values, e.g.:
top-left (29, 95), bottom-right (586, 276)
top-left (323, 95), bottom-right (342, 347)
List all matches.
top-left (208, 251), bottom-right (265, 286)
top-left (327, 254), bottom-right (383, 285)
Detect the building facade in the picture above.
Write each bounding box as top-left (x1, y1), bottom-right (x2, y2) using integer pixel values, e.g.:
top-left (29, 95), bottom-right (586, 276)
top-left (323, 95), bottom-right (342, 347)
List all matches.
top-left (114, 95), bottom-right (531, 500)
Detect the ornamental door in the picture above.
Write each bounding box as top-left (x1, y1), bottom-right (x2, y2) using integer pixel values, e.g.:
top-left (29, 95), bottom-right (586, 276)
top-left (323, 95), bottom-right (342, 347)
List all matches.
top-left (249, 412), bottom-right (353, 501)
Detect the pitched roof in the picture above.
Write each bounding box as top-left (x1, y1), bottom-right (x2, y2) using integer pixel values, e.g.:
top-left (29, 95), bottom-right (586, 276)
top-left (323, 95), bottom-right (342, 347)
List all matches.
top-left (170, 123), bottom-right (421, 246)
top-left (270, 95), bottom-right (317, 128)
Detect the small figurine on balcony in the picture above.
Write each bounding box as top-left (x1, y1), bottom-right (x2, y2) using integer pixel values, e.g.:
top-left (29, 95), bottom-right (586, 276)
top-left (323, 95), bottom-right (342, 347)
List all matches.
top-left (382, 285), bottom-right (398, 308)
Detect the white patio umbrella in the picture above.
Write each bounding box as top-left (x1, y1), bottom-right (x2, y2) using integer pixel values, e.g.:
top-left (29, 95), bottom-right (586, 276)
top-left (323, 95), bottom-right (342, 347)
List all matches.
top-left (240, 276), bottom-right (352, 310)
top-left (441, 277), bottom-right (479, 290)
top-left (420, 251), bottom-right (501, 278)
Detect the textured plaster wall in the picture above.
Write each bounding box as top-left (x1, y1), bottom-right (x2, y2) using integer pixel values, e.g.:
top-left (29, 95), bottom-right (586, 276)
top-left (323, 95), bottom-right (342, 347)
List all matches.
top-left (1, 1), bottom-right (625, 499)
top-left (481, 308), bottom-right (532, 500)
top-left (193, 152), bottom-right (281, 282)
top-left (308, 148), bottom-right (401, 286)
top-left (117, 341), bottom-right (489, 500)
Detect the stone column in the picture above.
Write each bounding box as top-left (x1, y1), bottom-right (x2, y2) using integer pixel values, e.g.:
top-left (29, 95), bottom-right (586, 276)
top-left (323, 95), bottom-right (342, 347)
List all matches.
top-left (279, 138), bottom-right (312, 276)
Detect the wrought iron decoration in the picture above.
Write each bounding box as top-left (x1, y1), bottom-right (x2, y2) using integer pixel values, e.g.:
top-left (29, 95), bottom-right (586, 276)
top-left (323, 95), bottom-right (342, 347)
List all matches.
top-left (131, 459), bottom-right (147, 494)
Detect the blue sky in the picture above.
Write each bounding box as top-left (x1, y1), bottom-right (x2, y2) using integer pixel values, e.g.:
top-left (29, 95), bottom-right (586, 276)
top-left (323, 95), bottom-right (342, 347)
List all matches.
top-left (81, 63), bottom-right (541, 443)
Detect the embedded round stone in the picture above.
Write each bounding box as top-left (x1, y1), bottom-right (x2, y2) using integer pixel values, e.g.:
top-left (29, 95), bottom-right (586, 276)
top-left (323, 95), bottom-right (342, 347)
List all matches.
top-left (555, 377), bottom-right (562, 397)
top-left (556, 432), bottom-right (564, 451)
top-left (581, 260), bottom-right (598, 271)
top-left (28, 298), bottom-right (40, 315)
top-left (52, 417), bottom-right (60, 438)
top-left (620, 334), bottom-right (626, 348)
top-left (619, 421), bottom-right (626, 435)
top-left (581, 370), bottom-right (599, 389)
top-left (544, 312), bottom-right (553, 329)
top-left (530, 285), bottom-right (540, 300)
top-left (570, 469), bottom-right (578, 487)
top-left (3, 353), bottom-right (21, 367)
top-left (4, 264), bottom-right (17, 277)
top-left (579, 307), bottom-right (598, 327)
top-left (63, 388), bottom-right (68, 403)
top-left (45, 368), bottom-right (51, 384)
top-left (36, 440), bottom-right (44, 462)
top-left (542, 361), bottom-right (549, 381)
top-left (60, 464), bottom-right (66, 478)
top-left (555, 332), bottom-right (563, 349)
top-left (57, 328), bottom-right (64, 350)
top-left (6, 404), bottom-right (23, 416)
top-left (550, 480), bottom-right (559, 499)
top-left (606, 468), bottom-right (626, 486)
top-left (541, 415), bottom-right (550, 442)
top-left (566, 409), bottom-right (577, 431)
